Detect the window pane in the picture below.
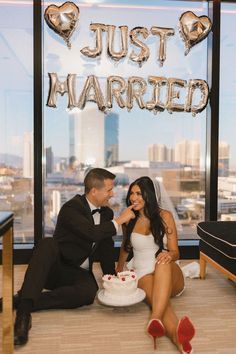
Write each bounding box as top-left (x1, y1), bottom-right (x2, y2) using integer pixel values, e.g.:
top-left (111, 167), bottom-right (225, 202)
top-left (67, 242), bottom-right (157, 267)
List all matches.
top-left (218, 2), bottom-right (236, 221)
top-left (43, 0), bottom-right (208, 240)
top-left (0, 1), bottom-right (33, 243)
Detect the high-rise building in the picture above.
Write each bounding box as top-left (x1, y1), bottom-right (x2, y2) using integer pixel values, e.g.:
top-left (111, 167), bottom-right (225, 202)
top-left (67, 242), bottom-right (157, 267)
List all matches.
top-left (105, 113), bottom-right (119, 167)
top-left (167, 147), bottom-right (174, 162)
top-left (148, 144), bottom-right (168, 162)
top-left (45, 146), bottom-right (54, 175)
top-left (69, 104), bottom-right (105, 167)
top-left (219, 141), bottom-right (230, 176)
top-left (23, 131), bottom-right (33, 178)
top-left (174, 140), bottom-right (200, 168)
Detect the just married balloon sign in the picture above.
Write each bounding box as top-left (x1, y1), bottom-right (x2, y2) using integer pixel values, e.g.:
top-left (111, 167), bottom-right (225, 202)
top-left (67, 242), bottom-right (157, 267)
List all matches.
top-left (44, 1), bottom-right (212, 115)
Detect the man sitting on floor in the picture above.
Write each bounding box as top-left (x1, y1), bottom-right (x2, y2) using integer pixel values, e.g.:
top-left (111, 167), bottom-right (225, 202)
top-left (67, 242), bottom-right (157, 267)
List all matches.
top-left (1, 168), bottom-right (135, 346)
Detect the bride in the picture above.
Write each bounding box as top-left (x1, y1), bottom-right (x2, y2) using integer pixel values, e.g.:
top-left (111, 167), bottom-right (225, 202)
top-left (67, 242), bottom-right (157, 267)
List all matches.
top-left (116, 176), bottom-right (195, 354)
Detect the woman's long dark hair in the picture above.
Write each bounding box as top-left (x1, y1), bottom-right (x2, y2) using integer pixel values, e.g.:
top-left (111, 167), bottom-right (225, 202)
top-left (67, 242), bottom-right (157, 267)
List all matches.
top-left (123, 176), bottom-right (166, 255)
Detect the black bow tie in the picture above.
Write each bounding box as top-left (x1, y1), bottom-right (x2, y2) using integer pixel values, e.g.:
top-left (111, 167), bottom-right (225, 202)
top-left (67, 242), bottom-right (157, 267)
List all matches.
top-left (91, 208), bottom-right (102, 215)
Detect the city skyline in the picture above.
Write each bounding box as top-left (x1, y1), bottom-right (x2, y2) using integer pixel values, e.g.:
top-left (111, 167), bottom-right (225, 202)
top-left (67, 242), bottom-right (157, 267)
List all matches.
top-left (0, 132), bottom-right (231, 171)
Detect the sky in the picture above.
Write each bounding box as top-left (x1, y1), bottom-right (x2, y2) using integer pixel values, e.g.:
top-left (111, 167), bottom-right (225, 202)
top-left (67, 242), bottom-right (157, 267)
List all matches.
top-left (0, 1), bottom-right (236, 167)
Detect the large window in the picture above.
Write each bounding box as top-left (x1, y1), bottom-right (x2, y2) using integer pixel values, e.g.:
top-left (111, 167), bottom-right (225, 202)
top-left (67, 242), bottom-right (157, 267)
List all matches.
top-left (218, 2), bottom-right (236, 220)
top-left (43, 0), bottom-right (209, 240)
top-left (0, 1), bottom-right (33, 243)
top-left (2, 1), bottom-right (229, 250)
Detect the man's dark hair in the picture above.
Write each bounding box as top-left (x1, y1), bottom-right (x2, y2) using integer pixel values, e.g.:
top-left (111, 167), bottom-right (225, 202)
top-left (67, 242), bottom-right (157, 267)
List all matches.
top-left (84, 168), bottom-right (116, 193)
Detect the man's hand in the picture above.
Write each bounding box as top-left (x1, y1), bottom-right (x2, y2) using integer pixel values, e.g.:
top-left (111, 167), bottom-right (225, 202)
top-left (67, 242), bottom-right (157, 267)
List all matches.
top-left (114, 205), bottom-right (135, 225)
top-left (115, 265), bottom-right (124, 274)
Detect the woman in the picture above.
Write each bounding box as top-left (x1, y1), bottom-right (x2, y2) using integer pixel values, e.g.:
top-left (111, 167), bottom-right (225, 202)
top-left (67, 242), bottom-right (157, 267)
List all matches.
top-left (116, 176), bottom-right (195, 353)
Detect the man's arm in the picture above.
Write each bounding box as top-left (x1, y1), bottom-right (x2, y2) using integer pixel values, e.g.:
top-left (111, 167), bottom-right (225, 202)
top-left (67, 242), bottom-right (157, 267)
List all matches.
top-left (55, 203), bottom-right (135, 243)
top-left (55, 203), bottom-right (117, 242)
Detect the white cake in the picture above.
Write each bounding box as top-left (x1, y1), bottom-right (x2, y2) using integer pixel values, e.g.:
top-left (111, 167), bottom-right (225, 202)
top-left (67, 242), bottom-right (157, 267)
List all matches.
top-left (102, 270), bottom-right (139, 301)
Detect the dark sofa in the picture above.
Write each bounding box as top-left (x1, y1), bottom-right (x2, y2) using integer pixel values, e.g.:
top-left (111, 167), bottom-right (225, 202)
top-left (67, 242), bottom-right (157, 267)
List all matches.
top-left (197, 221), bottom-right (236, 283)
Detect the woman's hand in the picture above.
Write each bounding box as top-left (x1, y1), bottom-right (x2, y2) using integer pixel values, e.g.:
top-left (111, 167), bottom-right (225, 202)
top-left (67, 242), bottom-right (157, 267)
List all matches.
top-left (156, 251), bottom-right (172, 264)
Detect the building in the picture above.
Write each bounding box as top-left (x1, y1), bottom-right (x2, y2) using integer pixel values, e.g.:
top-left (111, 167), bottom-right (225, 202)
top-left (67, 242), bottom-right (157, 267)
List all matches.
top-left (219, 141), bottom-right (230, 177)
top-left (105, 112), bottom-right (119, 166)
top-left (148, 144), bottom-right (168, 162)
top-left (174, 140), bottom-right (200, 168)
top-left (69, 104), bottom-right (105, 167)
top-left (45, 146), bottom-right (54, 175)
top-left (23, 131), bottom-right (33, 178)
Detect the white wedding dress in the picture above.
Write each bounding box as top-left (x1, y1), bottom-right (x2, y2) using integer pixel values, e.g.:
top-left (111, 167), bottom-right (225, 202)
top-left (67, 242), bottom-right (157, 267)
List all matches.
top-left (127, 232), bottom-right (185, 296)
top-left (127, 232), bottom-right (167, 280)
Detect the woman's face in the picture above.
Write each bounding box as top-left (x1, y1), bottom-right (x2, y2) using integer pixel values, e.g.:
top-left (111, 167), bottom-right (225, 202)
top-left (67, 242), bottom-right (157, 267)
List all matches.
top-left (129, 184), bottom-right (145, 211)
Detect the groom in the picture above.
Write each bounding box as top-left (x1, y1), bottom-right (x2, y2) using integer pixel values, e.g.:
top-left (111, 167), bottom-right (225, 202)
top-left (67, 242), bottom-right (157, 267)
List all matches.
top-left (9, 168), bottom-right (135, 346)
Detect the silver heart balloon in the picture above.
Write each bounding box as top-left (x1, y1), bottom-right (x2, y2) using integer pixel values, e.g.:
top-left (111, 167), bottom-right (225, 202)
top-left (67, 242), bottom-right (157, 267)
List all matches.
top-left (179, 11), bottom-right (212, 55)
top-left (44, 1), bottom-right (80, 49)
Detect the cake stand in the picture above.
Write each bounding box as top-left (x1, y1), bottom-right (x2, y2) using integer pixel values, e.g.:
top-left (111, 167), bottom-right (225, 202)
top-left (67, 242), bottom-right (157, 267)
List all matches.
top-left (97, 288), bottom-right (146, 307)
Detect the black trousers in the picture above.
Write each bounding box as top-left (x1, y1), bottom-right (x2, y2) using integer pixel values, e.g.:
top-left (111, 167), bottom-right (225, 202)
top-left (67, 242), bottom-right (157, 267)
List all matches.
top-left (19, 238), bottom-right (98, 311)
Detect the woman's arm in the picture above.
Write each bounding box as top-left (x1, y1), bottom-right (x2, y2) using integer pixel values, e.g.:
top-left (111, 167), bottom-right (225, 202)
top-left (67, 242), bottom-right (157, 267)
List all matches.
top-left (156, 209), bottom-right (180, 264)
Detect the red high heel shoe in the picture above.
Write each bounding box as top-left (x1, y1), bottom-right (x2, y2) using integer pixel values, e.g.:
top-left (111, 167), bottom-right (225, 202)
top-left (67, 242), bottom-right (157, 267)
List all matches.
top-left (147, 319), bottom-right (165, 350)
top-left (177, 316), bottom-right (195, 354)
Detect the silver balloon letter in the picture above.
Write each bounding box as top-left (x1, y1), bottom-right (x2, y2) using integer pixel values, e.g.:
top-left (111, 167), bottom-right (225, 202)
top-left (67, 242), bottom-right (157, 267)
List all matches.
top-left (80, 23), bottom-right (107, 58)
top-left (129, 27), bottom-right (150, 66)
top-left (166, 78), bottom-right (186, 113)
top-left (146, 76), bottom-right (168, 112)
top-left (127, 76), bottom-right (147, 111)
top-left (107, 76), bottom-right (126, 109)
top-left (185, 79), bottom-right (209, 115)
top-left (78, 75), bottom-right (106, 111)
top-left (107, 25), bottom-right (128, 61)
top-left (151, 27), bottom-right (175, 66)
top-left (47, 73), bottom-right (77, 108)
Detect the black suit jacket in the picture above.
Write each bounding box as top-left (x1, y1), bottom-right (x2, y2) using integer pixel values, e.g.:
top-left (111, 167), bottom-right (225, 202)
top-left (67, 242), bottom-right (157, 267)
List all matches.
top-left (53, 194), bottom-right (116, 274)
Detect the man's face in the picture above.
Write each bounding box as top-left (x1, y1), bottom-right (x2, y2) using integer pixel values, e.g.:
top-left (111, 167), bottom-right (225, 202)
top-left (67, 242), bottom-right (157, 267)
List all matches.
top-left (92, 179), bottom-right (114, 207)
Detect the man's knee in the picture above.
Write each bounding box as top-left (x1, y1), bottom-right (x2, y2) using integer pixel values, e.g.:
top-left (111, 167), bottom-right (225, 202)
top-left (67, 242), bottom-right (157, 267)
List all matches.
top-left (74, 277), bottom-right (98, 306)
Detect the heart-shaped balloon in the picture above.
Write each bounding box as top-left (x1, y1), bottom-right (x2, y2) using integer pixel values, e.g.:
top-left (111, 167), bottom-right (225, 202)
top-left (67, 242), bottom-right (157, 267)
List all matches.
top-left (179, 11), bottom-right (212, 55)
top-left (44, 1), bottom-right (80, 49)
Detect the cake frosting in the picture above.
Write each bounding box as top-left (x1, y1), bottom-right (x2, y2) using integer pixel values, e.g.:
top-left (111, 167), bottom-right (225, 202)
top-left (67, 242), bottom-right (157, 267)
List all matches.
top-left (102, 270), bottom-right (139, 300)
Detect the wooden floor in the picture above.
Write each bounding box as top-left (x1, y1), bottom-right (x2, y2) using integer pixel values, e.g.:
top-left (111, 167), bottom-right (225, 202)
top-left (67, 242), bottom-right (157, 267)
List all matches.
top-left (1, 260), bottom-right (236, 354)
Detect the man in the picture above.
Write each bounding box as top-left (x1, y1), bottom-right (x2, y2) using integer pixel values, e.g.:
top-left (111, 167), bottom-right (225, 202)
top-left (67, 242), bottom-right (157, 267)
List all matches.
top-left (8, 168), bottom-right (135, 346)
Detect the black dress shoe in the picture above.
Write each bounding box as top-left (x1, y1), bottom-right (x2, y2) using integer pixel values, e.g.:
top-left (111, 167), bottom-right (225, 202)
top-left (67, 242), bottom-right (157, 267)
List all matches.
top-left (14, 311), bottom-right (32, 345)
top-left (0, 293), bottom-right (20, 312)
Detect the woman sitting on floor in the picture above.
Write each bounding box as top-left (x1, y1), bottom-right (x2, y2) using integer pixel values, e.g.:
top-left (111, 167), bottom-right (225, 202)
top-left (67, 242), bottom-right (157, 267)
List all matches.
top-left (116, 176), bottom-right (195, 353)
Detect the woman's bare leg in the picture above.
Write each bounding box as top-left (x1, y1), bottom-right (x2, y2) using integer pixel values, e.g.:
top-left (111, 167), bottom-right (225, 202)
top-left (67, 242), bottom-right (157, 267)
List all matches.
top-left (138, 262), bottom-right (185, 350)
top-left (151, 262), bottom-right (172, 319)
top-left (162, 262), bottom-right (186, 343)
top-left (138, 273), bottom-right (154, 306)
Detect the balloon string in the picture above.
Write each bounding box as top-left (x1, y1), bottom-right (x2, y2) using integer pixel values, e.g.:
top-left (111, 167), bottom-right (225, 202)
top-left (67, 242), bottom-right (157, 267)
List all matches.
top-left (184, 47), bottom-right (190, 56)
top-left (66, 39), bottom-right (71, 49)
